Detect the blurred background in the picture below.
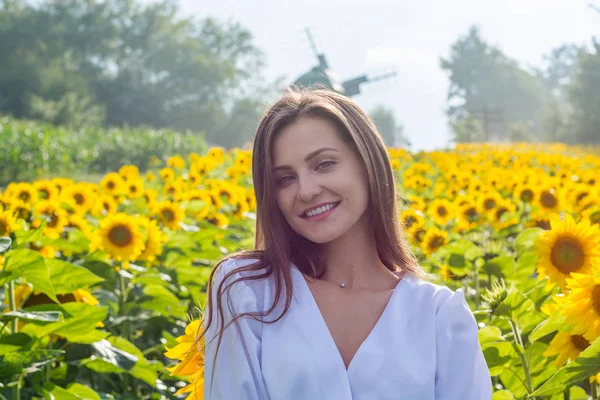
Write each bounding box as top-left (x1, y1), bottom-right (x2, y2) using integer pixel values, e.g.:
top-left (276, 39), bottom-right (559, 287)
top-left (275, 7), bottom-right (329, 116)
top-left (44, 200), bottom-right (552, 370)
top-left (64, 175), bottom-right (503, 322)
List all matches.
top-left (1, 2), bottom-right (600, 399)
top-left (2, 1), bottom-right (599, 183)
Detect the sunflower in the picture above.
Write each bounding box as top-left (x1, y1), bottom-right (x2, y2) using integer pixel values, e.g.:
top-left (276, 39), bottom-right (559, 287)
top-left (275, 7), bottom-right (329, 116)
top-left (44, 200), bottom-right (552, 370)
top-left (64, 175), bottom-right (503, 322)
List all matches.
top-left (8, 199), bottom-right (32, 220)
top-left (154, 201), bottom-right (185, 230)
top-left (167, 155), bottom-right (186, 169)
top-left (72, 288), bottom-right (100, 306)
top-left (421, 227), bottom-right (448, 256)
top-left (33, 180), bottom-right (59, 202)
top-left (28, 242), bottom-right (57, 258)
top-left (137, 216), bottom-right (166, 264)
top-left (100, 172), bottom-right (125, 196)
top-left (187, 172), bottom-right (203, 187)
top-left (543, 332), bottom-right (590, 368)
top-left (408, 223), bottom-right (427, 246)
top-left (11, 182), bottom-right (38, 206)
top-left (145, 171), bottom-right (156, 182)
top-left (207, 212), bottom-right (229, 229)
top-left (94, 194), bottom-right (119, 216)
top-left (477, 191), bottom-right (501, 214)
top-left (583, 206), bottom-right (600, 226)
top-left (90, 213), bottom-right (145, 268)
top-left (513, 184), bottom-right (536, 204)
top-left (406, 195), bottom-right (425, 212)
top-left (561, 273), bottom-right (600, 341)
top-left (142, 189), bottom-right (158, 209)
top-left (536, 184), bottom-right (563, 214)
top-left (0, 209), bottom-right (20, 236)
top-left (535, 214), bottom-right (600, 290)
top-left (527, 212), bottom-right (552, 230)
top-left (31, 201), bottom-right (69, 239)
top-left (428, 199), bottom-right (455, 226)
top-left (207, 147), bottom-right (225, 164)
top-left (456, 202), bottom-right (480, 232)
top-left (126, 178), bottom-right (145, 199)
top-left (165, 319), bottom-right (205, 399)
top-left (119, 165), bottom-right (140, 182)
top-left (490, 199), bottom-right (518, 230)
top-left (61, 184), bottom-right (95, 214)
top-left (399, 209), bottom-right (424, 231)
top-left (160, 167), bottom-right (176, 182)
top-left (66, 213), bottom-right (93, 238)
top-left (163, 179), bottom-right (185, 202)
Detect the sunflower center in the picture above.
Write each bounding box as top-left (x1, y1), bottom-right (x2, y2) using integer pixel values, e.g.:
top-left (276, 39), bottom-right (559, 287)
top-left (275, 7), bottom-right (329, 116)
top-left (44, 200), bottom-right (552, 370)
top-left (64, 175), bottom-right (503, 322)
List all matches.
top-left (519, 189), bottom-right (533, 203)
top-left (464, 207), bottom-right (478, 220)
top-left (39, 189), bottom-right (49, 199)
top-left (570, 335), bottom-right (590, 351)
top-left (576, 192), bottom-right (589, 203)
top-left (107, 181), bottom-right (115, 189)
top-left (47, 213), bottom-right (59, 228)
top-left (161, 209), bottom-right (175, 222)
top-left (550, 237), bottom-right (585, 273)
top-left (74, 193), bottom-right (84, 205)
top-left (428, 236), bottom-right (445, 251)
top-left (484, 199), bottom-right (496, 210)
top-left (437, 206), bottom-right (448, 217)
top-left (130, 185), bottom-right (137, 193)
top-left (0, 221), bottom-right (6, 235)
top-left (592, 285), bottom-right (600, 316)
top-left (496, 207), bottom-right (508, 221)
top-left (108, 225), bottom-right (133, 247)
top-left (404, 216), bottom-right (416, 229)
top-left (540, 191), bottom-right (557, 208)
top-left (590, 211), bottom-right (600, 225)
top-left (19, 192), bottom-right (31, 202)
top-left (535, 219), bottom-right (551, 230)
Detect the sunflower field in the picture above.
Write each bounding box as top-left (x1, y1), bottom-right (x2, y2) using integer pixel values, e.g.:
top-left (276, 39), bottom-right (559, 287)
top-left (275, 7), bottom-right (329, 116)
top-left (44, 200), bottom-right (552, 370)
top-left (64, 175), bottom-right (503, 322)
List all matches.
top-left (1, 143), bottom-right (599, 399)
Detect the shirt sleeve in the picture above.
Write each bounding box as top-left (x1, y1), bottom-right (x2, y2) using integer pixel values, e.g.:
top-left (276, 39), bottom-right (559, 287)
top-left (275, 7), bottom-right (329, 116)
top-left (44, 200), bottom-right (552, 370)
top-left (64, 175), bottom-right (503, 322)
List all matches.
top-left (434, 288), bottom-right (492, 400)
top-left (203, 258), bottom-right (269, 400)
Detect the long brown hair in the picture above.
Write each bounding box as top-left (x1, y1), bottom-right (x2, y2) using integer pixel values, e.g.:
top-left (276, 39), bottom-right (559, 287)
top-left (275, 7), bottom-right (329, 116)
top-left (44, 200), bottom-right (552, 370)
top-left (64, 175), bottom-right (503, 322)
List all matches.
top-left (199, 86), bottom-right (426, 392)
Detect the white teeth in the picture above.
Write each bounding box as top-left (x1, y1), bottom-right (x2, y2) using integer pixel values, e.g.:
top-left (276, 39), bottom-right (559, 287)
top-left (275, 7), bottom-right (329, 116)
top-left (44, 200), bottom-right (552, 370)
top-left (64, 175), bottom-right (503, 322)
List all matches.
top-left (305, 202), bottom-right (338, 217)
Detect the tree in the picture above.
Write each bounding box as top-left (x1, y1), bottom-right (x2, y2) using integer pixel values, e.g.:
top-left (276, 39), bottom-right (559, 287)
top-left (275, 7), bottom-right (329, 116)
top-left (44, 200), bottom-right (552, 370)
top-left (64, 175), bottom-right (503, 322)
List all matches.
top-left (566, 39), bottom-right (600, 144)
top-left (0, 0), bottom-right (277, 146)
top-left (369, 105), bottom-right (409, 147)
top-left (440, 26), bottom-right (546, 141)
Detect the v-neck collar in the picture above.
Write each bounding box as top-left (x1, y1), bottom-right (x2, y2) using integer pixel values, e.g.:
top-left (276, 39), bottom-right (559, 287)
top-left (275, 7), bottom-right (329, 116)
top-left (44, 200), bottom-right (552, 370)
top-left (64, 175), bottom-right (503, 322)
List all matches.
top-left (290, 264), bottom-right (409, 375)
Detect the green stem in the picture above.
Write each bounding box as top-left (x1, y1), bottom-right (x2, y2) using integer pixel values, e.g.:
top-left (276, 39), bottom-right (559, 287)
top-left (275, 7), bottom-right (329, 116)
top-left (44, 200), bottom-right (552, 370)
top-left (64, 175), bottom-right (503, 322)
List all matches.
top-left (473, 262), bottom-right (480, 308)
top-left (509, 319), bottom-right (533, 394)
top-left (592, 382), bottom-right (598, 400)
top-left (46, 334), bottom-right (53, 383)
top-left (8, 281), bottom-right (17, 334)
top-left (118, 273), bottom-right (130, 393)
top-left (564, 386), bottom-right (570, 400)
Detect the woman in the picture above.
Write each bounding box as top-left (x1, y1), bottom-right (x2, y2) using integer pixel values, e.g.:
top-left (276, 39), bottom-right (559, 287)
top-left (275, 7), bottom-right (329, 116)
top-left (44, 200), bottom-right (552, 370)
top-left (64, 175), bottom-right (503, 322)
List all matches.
top-left (201, 88), bottom-right (492, 399)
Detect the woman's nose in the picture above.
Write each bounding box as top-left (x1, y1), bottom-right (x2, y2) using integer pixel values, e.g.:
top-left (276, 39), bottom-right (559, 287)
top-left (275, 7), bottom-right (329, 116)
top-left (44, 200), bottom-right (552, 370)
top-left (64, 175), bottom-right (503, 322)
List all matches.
top-left (297, 175), bottom-right (322, 201)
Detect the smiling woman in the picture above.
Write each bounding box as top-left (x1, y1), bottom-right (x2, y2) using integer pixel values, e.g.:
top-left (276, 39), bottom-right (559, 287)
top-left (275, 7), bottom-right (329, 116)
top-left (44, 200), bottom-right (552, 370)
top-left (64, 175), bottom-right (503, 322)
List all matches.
top-left (198, 87), bottom-right (492, 399)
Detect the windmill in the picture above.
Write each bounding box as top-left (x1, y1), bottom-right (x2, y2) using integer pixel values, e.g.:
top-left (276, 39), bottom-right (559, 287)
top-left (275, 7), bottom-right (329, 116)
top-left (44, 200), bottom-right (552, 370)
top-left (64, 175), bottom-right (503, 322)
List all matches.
top-left (293, 28), bottom-right (396, 97)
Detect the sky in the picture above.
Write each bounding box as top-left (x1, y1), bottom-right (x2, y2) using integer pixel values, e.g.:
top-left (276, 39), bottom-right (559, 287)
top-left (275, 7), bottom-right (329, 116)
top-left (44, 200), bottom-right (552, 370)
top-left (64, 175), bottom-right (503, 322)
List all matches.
top-left (176, 0), bottom-right (599, 150)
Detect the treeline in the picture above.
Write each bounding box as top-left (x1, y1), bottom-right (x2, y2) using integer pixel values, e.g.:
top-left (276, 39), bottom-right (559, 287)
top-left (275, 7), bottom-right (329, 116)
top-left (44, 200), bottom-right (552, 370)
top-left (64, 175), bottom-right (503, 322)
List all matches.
top-left (441, 26), bottom-right (600, 145)
top-left (0, 0), bottom-right (278, 148)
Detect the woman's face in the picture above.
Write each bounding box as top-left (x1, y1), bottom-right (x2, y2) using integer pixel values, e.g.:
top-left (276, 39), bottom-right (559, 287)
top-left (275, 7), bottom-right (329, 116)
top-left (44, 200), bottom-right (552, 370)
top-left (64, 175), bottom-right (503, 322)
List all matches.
top-left (272, 116), bottom-right (371, 244)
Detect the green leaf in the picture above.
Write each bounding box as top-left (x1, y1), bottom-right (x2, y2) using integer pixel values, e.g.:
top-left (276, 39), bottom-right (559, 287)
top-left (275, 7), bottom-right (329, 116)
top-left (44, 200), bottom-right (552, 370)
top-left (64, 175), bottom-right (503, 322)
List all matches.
top-left (20, 303), bottom-right (107, 343)
top-left (529, 311), bottom-right (567, 342)
top-left (484, 256), bottom-right (514, 278)
top-left (515, 228), bottom-right (543, 256)
top-left (66, 383), bottom-right (102, 400)
top-left (478, 326), bottom-right (504, 345)
top-left (0, 333), bottom-right (32, 356)
top-left (0, 349), bottom-right (63, 378)
top-left (90, 339), bottom-right (138, 371)
top-left (41, 382), bottom-right (82, 400)
top-left (46, 259), bottom-right (104, 294)
top-left (0, 310), bottom-right (63, 324)
top-left (2, 249), bottom-right (57, 302)
top-left (492, 390), bottom-right (514, 400)
top-left (482, 341), bottom-right (517, 376)
top-left (529, 335), bottom-right (600, 397)
top-left (0, 236), bottom-right (12, 252)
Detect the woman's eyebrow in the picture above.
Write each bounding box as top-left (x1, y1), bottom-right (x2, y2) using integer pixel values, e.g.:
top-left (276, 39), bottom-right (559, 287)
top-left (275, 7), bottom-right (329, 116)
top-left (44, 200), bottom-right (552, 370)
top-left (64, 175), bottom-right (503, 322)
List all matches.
top-left (273, 147), bottom-right (339, 171)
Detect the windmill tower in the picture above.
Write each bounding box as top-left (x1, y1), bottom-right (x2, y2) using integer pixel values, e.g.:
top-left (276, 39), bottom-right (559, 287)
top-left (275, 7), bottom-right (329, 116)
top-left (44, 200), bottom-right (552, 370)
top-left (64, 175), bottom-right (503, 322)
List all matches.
top-left (293, 28), bottom-right (396, 97)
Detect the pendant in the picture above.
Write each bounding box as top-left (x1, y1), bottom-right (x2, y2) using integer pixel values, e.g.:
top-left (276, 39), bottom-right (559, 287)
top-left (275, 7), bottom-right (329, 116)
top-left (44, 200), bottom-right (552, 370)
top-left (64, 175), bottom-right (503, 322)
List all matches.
top-left (339, 282), bottom-right (346, 288)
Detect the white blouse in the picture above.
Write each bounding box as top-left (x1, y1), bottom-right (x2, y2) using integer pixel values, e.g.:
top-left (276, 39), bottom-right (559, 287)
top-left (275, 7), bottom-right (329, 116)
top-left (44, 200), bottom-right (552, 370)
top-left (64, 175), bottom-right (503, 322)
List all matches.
top-left (204, 258), bottom-right (492, 400)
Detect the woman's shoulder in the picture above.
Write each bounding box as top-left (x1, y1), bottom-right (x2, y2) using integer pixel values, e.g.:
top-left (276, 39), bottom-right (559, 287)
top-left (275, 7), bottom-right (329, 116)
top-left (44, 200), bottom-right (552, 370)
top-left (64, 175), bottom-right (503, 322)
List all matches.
top-left (212, 256), bottom-right (271, 299)
top-left (402, 273), bottom-right (468, 318)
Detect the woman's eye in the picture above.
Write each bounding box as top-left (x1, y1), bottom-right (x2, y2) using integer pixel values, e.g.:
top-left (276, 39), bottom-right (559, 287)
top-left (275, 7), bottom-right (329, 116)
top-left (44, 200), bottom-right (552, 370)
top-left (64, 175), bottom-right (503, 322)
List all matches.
top-left (278, 176), bottom-right (294, 185)
top-left (317, 161), bottom-right (335, 170)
